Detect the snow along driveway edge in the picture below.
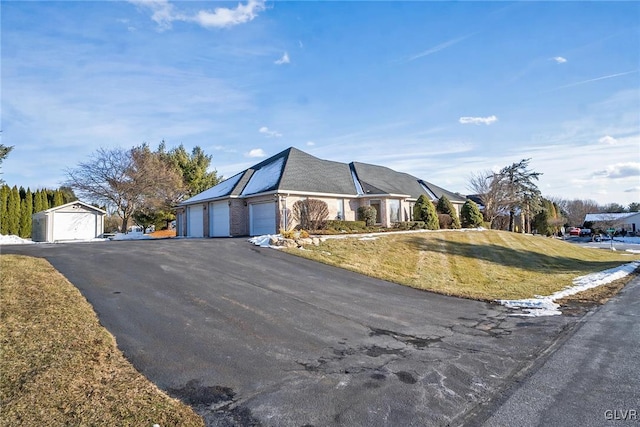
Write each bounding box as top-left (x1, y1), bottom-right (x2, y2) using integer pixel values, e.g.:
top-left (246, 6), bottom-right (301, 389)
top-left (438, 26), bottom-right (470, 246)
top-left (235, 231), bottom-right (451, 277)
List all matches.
top-left (497, 261), bottom-right (640, 317)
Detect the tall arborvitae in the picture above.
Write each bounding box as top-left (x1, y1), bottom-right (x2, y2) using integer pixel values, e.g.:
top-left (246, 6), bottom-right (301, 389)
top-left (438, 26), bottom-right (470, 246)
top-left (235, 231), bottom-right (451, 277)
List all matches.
top-left (53, 189), bottom-right (64, 207)
top-left (39, 190), bottom-right (50, 211)
top-left (33, 189), bottom-right (43, 214)
top-left (0, 185), bottom-right (9, 234)
top-left (19, 188), bottom-right (33, 238)
top-left (7, 185), bottom-right (20, 235)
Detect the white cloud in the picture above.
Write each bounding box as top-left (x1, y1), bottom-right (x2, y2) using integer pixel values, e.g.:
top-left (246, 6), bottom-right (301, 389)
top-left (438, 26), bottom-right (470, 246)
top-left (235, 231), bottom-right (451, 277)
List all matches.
top-left (594, 162), bottom-right (640, 179)
top-left (259, 126), bottom-right (282, 137)
top-left (193, 0), bottom-right (265, 28)
top-left (459, 115), bottom-right (498, 125)
top-left (128, 0), bottom-right (265, 30)
top-left (598, 135), bottom-right (618, 145)
top-left (306, 141), bottom-right (315, 146)
top-left (246, 148), bottom-right (266, 158)
top-left (275, 52), bottom-right (290, 65)
top-left (553, 56), bottom-right (567, 64)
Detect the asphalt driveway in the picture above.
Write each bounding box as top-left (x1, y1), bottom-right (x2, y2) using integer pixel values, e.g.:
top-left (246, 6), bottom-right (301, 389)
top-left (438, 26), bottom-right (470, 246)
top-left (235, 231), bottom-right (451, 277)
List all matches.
top-left (3, 238), bottom-right (574, 426)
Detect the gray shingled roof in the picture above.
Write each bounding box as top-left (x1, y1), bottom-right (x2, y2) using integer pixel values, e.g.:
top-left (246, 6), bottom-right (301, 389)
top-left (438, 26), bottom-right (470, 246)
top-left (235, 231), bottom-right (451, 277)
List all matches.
top-left (278, 148), bottom-right (356, 195)
top-left (181, 147), bottom-right (464, 205)
top-left (420, 180), bottom-right (466, 203)
top-left (351, 162), bottom-right (433, 199)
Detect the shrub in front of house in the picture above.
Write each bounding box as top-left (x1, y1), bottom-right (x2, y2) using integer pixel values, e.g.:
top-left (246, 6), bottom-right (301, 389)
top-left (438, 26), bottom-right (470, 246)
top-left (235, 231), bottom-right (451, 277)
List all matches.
top-left (438, 213), bottom-right (453, 229)
top-left (413, 195), bottom-right (439, 230)
top-left (326, 220), bottom-right (368, 232)
top-left (393, 221), bottom-right (426, 230)
top-left (436, 195), bottom-right (461, 229)
top-left (357, 206), bottom-right (377, 227)
top-left (461, 199), bottom-right (484, 228)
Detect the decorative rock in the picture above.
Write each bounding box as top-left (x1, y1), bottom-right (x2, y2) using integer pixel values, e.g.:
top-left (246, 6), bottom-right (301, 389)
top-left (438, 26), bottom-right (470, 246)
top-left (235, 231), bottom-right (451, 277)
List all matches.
top-left (312, 237), bottom-right (320, 246)
top-left (282, 238), bottom-right (297, 248)
top-left (269, 236), bottom-right (280, 245)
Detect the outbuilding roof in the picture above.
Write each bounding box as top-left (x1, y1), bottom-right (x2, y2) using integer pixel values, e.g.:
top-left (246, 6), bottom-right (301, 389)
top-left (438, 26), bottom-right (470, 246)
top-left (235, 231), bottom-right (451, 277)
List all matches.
top-left (584, 212), bottom-right (640, 222)
top-left (33, 200), bottom-right (106, 216)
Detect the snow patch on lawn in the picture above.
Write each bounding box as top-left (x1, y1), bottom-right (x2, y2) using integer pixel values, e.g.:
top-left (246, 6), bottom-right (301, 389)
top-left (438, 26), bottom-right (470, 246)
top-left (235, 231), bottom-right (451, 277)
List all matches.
top-left (498, 261), bottom-right (640, 317)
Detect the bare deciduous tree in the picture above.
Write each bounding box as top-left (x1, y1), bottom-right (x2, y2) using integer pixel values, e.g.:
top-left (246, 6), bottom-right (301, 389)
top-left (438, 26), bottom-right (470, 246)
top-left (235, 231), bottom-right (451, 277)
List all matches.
top-left (65, 146), bottom-right (185, 233)
top-left (292, 199), bottom-right (329, 230)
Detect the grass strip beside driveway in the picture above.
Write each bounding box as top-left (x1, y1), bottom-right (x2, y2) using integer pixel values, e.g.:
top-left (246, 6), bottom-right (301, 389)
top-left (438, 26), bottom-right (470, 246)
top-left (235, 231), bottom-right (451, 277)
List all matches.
top-left (285, 230), bottom-right (640, 300)
top-left (0, 255), bottom-right (204, 427)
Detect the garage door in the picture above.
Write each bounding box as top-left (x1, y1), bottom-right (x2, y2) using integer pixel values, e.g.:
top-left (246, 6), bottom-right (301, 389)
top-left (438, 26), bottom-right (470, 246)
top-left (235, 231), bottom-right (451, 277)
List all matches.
top-left (250, 202), bottom-right (276, 236)
top-left (53, 212), bottom-right (96, 241)
top-left (209, 201), bottom-right (230, 237)
top-left (187, 205), bottom-right (204, 237)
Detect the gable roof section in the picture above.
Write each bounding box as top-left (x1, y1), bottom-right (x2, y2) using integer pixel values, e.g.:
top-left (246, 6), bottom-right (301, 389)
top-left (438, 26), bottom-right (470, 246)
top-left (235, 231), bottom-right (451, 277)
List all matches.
top-left (33, 201), bottom-right (106, 217)
top-left (181, 172), bottom-right (245, 204)
top-left (180, 146), bottom-right (464, 205)
top-left (278, 148), bottom-right (356, 195)
top-left (350, 162), bottom-right (424, 197)
top-left (349, 162), bottom-right (465, 203)
top-left (420, 180), bottom-right (466, 203)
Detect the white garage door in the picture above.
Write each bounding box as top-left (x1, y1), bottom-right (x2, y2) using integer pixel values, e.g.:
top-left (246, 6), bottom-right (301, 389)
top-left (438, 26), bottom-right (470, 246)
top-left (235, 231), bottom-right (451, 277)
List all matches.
top-left (250, 202), bottom-right (276, 236)
top-left (187, 205), bottom-right (204, 237)
top-left (209, 201), bottom-right (230, 237)
top-left (53, 212), bottom-right (96, 241)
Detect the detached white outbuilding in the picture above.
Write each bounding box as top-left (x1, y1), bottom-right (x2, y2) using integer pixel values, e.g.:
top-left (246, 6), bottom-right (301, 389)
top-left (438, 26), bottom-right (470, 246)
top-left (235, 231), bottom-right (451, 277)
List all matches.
top-left (32, 201), bottom-right (106, 243)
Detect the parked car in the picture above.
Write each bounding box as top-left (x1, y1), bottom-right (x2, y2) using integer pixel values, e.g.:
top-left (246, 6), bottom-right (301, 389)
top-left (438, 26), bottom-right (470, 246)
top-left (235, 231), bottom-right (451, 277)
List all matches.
top-left (569, 227), bottom-right (581, 236)
top-left (579, 228), bottom-right (592, 237)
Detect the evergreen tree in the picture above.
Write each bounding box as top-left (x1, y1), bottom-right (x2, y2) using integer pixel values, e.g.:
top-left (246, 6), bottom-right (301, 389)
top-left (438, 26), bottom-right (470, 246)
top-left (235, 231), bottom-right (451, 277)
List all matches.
top-left (0, 185), bottom-right (9, 234)
top-left (163, 143), bottom-right (221, 197)
top-left (53, 189), bottom-right (64, 207)
top-left (19, 190), bottom-right (32, 238)
top-left (58, 186), bottom-right (78, 204)
top-left (40, 190), bottom-right (50, 211)
top-left (414, 194), bottom-right (439, 230)
top-left (461, 200), bottom-right (484, 228)
top-left (0, 144), bottom-right (13, 184)
top-left (7, 185), bottom-right (20, 235)
top-left (436, 195), bottom-right (461, 229)
top-left (33, 190), bottom-right (43, 213)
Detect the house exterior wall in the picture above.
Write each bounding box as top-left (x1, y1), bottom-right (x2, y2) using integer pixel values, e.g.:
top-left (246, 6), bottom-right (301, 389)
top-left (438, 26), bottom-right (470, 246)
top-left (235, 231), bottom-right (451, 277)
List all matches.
top-left (181, 193), bottom-right (464, 236)
top-left (230, 199), bottom-right (249, 236)
top-left (279, 195), bottom-right (360, 230)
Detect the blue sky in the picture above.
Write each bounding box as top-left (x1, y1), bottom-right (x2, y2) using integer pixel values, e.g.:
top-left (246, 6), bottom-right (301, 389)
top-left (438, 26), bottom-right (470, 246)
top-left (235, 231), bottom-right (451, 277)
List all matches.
top-left (2, 1), bottom-right (639, 205)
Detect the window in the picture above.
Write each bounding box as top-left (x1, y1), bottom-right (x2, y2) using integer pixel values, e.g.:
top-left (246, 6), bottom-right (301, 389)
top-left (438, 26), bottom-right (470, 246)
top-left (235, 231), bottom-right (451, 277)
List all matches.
top-left (337, 199), bottom-right (345, 220)
top-left (389, 199), bottom-right (400, 223)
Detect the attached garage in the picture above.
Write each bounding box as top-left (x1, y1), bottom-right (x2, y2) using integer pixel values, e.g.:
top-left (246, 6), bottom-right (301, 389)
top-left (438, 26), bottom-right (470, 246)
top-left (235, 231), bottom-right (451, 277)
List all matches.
top-left (187, 205), bottom-right (204, 237)
top-left (31, 201), bottom-right (105, 243)
top-left (209, 201), bottom-right (230, 237)
top-left (250, 202), bottom-right (276, 236)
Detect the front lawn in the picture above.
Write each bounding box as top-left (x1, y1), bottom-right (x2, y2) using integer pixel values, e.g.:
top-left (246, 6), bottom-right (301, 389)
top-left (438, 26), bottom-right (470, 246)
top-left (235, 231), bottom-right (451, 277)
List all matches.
top-left (284, 230), bottom-right (640, 300)
top-left (0, 255), bottom-right (204, 426)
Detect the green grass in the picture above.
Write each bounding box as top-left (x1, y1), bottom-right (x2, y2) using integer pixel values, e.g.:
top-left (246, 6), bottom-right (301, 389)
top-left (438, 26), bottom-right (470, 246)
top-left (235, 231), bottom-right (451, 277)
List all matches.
top-left (0, 255), bottom-right (204, 427)
top-left (284, 230), bottom-right (640, 300)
